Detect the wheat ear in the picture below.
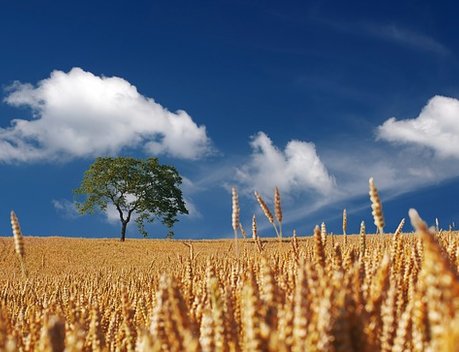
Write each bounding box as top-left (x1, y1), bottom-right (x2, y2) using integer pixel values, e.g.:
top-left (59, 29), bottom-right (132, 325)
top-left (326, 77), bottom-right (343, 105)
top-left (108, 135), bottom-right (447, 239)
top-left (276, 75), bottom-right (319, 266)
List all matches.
top-left (11, 211), bottom-right (27, 278)
top-left (254, 191), bottom-right (280, 239)
top-left (251, 215), bottom-right (257, 241)
top-left (342, 208), bottom-right (347, 246)
top-left (231, 187), bottom-right (240, 257)
top-left (359, 221), bottom-right (366, 259)
top-left (274, 186), bottom-right (283, 239)
top-left (320, 222), bottom-right (327, 246)
top-left (369, 177), bottom-right (385, 234)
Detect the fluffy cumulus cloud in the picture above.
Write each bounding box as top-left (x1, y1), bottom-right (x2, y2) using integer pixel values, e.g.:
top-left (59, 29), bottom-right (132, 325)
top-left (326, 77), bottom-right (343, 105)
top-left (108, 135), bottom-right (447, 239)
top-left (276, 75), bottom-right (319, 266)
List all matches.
top-left (236, 132), bottom-right (335, 196)
top-left (377, 96), bottom-right (459, 158)
top-left (1, 67), bottom-right (211, 162)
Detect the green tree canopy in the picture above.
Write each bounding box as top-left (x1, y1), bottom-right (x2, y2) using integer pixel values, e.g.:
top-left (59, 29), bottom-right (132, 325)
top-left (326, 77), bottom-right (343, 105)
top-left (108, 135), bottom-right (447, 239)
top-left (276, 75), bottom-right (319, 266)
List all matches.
top-left (75, 157), bottom-right (188, 241)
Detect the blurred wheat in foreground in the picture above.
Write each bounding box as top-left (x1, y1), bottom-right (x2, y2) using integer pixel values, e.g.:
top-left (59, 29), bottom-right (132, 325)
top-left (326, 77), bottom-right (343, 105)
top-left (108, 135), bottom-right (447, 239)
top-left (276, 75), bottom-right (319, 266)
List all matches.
top-left (2, 188), bottom-right (459, 351)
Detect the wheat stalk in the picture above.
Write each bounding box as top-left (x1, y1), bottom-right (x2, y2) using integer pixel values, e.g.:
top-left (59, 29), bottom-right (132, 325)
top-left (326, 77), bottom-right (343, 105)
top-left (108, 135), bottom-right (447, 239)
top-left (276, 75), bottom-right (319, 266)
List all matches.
top-left (254, 191), bottom-right (280, 239)
top-left (11, 210), bottom-right (27, 278)
top-left (231, 187), bottom-right (240, 257)
top-left (359, 221), bottom-right (366, 260)
top-left (239, 223), bottom-right (247, 239)
top-left (369, 177), bottom-right (385, 234)
top-left (274, 186), bottom-right (283, 239)
top-left (314, 225), bottom-right (326, 268)
top-left (320, 222), bottom-right (327, 247)
top-left (342, 209), bottom-right (347, 245)
top-left (251, 215), bottom-right (257, 241)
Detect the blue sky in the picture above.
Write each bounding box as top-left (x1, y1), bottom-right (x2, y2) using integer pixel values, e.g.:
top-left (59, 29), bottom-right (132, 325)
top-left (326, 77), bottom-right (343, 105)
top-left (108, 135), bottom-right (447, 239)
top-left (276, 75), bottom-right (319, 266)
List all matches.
top-left (1, 0), bottom-right (459, 239)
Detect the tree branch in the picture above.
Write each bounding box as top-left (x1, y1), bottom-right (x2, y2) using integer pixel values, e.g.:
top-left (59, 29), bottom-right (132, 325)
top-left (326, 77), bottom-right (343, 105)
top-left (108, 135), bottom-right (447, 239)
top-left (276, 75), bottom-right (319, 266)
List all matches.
top-left (115, 203), bottom-right (125, 223)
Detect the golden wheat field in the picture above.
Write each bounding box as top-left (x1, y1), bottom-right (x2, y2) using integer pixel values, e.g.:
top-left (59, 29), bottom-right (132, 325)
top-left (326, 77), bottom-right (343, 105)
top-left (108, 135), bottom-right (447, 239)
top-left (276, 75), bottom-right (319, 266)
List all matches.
top-left (2, 210), bottom-right (459, 352)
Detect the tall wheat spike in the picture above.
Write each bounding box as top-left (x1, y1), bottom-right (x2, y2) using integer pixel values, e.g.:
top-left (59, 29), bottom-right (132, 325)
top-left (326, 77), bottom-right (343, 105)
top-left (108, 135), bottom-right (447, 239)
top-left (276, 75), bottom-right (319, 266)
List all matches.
top-left (314, 225), bottom-right (326, 269)
top-left (274, 186), bottom-right (283, 239)
top-left (320, 222), bottom-right (327, 247)
top-left (254, 192), bottom-right (273, 224)
top-left (343, 209), bottom-right (347, 236)
top-left (369, 177), bottom-right (385, 234)
top-left (391, 218), bottom-right (405, 273)
top-left (254, 191), bottom-right (280, 239)
top-left (359, 221), bottom-right (366, 259)
top-left (10, 211), bottom-right (26, 278)
top-left (231, 187), bottom-right (240, 257)
top-left (251, 215), bottom-right (257, 241)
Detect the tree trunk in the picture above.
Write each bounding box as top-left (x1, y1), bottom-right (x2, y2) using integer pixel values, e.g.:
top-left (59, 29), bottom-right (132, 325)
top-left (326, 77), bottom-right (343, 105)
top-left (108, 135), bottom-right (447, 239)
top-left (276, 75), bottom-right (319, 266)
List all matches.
top-left (120, 221), bottom-right (128, 242)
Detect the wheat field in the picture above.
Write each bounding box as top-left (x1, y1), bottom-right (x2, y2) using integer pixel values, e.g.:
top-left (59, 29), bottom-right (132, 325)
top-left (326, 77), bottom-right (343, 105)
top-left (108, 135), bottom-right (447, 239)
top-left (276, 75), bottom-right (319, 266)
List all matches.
top-left (2, 181), bottom-right (459, 351)
top-left (1, 217), bottom-right (459, 351)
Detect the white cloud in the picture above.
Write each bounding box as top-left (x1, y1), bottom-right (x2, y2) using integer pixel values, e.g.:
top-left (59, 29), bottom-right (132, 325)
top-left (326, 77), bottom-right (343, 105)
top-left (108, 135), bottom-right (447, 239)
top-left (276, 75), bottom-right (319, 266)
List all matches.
top-left (183, 198), bottom-right (202, 219)
top-left (377, 96), bottom-right (459, 158)
top-left (52, 199), bottom-right (80, 219)
top-left (105, 204), bottom-right (122, 225)
top-left (236, 132), bottom-right (335, 196)
top-left (180, 177), bottom-right (202, 219)
top-left (1, 67), bottom-right (211, 162)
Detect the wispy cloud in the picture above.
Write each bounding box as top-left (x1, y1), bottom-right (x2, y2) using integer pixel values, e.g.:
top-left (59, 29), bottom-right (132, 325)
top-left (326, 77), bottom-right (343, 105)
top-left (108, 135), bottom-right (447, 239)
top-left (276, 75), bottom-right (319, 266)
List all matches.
top-left (178, 177), bottom-right (203, 220)
top-left (52, 199), bottom-right (80, 219)
top-left (365, 23), bottom-right (449, 56)
top-left (183, 198), bottom-right (202, 219)
top-left (314, 17), bottom-right (449, 56)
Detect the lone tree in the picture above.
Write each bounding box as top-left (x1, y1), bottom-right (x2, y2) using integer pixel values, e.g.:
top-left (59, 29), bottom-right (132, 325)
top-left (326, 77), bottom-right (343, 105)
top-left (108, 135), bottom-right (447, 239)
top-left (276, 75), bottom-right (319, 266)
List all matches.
top-left (75, 157), bottom-right (188, 241)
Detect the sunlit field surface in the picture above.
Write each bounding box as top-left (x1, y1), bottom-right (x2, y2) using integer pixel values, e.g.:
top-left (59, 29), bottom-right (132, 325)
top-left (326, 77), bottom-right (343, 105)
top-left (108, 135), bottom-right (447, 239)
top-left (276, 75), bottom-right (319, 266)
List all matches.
top-left (2, 225), bottom-right (459, 351)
